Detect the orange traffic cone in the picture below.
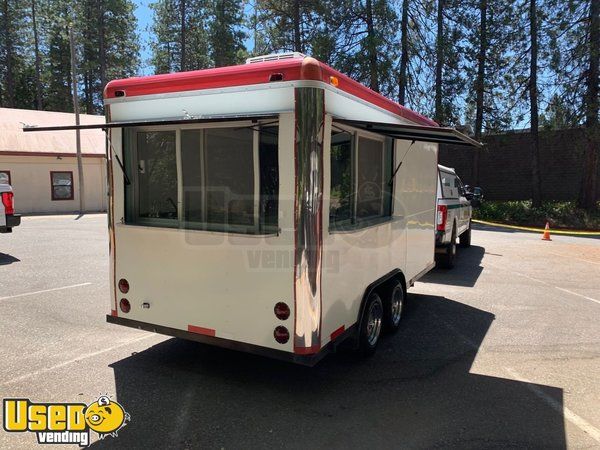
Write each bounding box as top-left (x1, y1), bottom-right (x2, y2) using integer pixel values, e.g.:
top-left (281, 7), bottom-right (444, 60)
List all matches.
top-left (542, 222), bottom-right (552, 241)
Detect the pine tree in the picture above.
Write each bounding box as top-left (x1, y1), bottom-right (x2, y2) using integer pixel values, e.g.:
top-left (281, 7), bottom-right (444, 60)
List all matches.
top-left (150, 0), bottom-right (211, 73)
top-left (209, 0), bottom-right (246, 67)
top-left (549, 0), bottom-right (599, 209)
top-left (0, 0), bottom-right (30, 108)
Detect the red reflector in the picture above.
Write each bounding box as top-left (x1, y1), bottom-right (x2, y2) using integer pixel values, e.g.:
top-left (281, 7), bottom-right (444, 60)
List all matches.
top-left (437, 205), bottom-right (448, 231)
top-left (1, 192), bottom-right (14, 215)
top-left (188, 325), bottom-right (216, 337)
top-left (274, 302), bottom-right (290, 320)
top-left (274, 326), bottom-right (289, 344)
top-left (119, 298), bottom-right (131, 313)
top-left (118, 278), bottom-right (129, 294)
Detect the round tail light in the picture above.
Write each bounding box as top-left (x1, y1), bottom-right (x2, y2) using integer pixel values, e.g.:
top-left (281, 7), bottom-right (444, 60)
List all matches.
top-left (119, 298), bottom-right (131, 313)
top-left (118, 278), bottom-right (129, 294)
top-left (274, 302), bottom-right (290, 320)
top-left (274, 326), bottom-right (289, 344)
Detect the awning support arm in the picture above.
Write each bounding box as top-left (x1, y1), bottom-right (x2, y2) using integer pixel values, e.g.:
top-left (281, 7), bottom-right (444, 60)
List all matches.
top-left (388, 140), bottom-right (415, 187)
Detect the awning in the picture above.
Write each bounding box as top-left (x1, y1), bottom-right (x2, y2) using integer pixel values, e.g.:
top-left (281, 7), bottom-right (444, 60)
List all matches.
top-left (333, 118), bottom-right (482, 148)
top-left (21, 114), bottom-right (278, 132)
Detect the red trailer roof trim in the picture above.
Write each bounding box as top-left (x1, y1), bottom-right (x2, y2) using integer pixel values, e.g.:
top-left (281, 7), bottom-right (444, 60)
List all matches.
top-left (104, 57), bottom-right (438, 127)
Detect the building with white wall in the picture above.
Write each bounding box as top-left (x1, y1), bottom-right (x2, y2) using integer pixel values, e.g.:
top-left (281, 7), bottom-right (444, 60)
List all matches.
top-left (0, 108), bottom-right (106, 214)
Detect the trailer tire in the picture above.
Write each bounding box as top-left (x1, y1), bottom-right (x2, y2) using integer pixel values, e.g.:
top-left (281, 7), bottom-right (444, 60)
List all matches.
top-left (382, 280), bottom-right (404, 333)
top-left (459, 220), bottom-right (472, 248)
top-left (358, 292), bottom-right (384, 356)
top-left (437, 226), bottom-right (456, 269)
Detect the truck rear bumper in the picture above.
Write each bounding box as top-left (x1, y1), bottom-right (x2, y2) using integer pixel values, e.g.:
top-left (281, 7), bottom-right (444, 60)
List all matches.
top-left (106, 314), bottom-right (354, 366)
top-left (0, 214), bottom-right (21, 233)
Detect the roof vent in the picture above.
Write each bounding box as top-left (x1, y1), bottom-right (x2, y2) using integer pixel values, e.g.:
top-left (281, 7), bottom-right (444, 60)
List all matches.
top-left (246, 52), bottom-right (306, 64)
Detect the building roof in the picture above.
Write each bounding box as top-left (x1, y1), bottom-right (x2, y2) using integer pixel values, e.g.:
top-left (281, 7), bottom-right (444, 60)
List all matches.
top-left (0, 108), bottom-right (105, 157)
top-left (104, 54), bottom-right (438, 128)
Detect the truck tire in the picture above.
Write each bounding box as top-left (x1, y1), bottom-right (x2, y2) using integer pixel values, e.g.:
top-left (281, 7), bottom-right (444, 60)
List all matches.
top-left (382, 280), bottom-right (404, 333)
top-left (436, 226), bottom-right (456, 269)
top-left (459, 220), bottom-right (472, 248)
top-left (358, 292), bottom-right (384, 356)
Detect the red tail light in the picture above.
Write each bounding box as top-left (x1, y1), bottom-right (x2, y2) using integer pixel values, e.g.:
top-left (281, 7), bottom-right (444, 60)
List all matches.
top-left (274, 302), bottom-right (290, 320)
top-left (118, 278), bottom-right (129, 294)
top-left (274, 326), bottom-right (289, 344)
top-left (437, 205), bottom-right (447, 231)
top-left (119, 298), bottom-right (131, 313)
top-left (1, 192), bottom-right (14, 215)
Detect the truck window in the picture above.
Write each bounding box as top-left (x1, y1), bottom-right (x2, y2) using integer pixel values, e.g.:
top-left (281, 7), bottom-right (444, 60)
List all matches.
top-left (0, 171), bottom-right (10, 185)
top-left (124, 122), bottom-right (279, 234)
top-left (440, 173), bottom-right (458, 199)
top-left (330, 129), bottom-right (393, 230)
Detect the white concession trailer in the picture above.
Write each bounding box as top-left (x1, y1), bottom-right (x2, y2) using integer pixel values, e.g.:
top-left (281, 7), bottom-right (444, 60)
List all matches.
top-left (25, 53), bottom-right (479, 365)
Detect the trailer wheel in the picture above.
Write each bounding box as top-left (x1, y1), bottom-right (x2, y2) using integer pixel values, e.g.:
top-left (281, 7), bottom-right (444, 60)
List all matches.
top-left (459, 220), bottom-right (472, 247)
top-left (382, 280), bottom-right (404, 333)
top-left (436, 226), bottom-right (456, 269)
top-left (358, 292), bottom-right (384, 356)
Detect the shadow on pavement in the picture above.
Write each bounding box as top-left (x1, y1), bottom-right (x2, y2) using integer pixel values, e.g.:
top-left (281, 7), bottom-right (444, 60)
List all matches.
top-left (0, 252), bottom-right (20, 266)
top-left (93, 294), bottom-right (565, 449)
top-left (422, 245), bottom-right (485, 287)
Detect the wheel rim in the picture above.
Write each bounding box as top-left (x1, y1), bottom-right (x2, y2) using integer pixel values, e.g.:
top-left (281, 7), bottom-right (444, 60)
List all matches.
top-left (366, 299), bottom-right (383, 346)
top-left (390, 287), bottom-right (403, 326)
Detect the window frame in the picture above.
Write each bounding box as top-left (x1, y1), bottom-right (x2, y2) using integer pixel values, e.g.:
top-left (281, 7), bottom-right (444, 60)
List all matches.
top-left (123, 120), bottom-right (279, 235)
top-left (0, 170), bottom-right (11, 185)
top-left (50, 171), bottom-right (74, 201)
top-left (329, 123), bottom-right (395, 232)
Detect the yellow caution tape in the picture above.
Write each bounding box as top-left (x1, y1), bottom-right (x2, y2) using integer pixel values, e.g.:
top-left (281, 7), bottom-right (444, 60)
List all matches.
top-left (472, 219), bottom-right (600, 236)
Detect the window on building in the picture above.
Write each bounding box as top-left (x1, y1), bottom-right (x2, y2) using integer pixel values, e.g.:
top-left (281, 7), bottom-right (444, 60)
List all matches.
top-left (0, 170), bottom-right (10, 185)
top-left (329, 128), bottom-right (393, 230)
top-left (124, 122), bottom-right (279, 234)
top-left (51, 171), bottom-right (74, 200)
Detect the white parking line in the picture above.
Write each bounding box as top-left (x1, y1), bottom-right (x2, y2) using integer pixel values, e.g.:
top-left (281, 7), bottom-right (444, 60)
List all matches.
top-left (0, 282), bottom-right (92, 301)
top-left (504, 368), bottom-right (600, 443)
top-left (434, 312), bottom-right (600, 444)
top-left (546, 251), bottom-right (600, 266)
top-left (486, 262), bottom-right (600, 306)
top-left (555, 287), bottom-right (600, 305)
top-left (0, 334), bottom-right (156, 387)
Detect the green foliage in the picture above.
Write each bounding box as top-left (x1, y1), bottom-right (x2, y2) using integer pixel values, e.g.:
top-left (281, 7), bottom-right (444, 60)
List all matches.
top-left (0, 0), bottom-right (139, 113)
top-left (150, 0), bottom-right (246, 73)
top-left (474, 201), bottom-right (600, 230)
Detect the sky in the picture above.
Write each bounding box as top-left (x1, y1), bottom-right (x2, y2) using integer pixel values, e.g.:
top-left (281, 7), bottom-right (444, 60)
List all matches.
top-left (134, 1), bottom-right (153, 75)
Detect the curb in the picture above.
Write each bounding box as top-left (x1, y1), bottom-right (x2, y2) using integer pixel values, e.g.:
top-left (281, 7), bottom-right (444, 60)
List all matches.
top-left (472, 219), bottom-right (600, 236)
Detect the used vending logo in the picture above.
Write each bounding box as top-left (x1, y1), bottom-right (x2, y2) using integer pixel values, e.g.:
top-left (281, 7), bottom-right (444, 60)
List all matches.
top-left (3, 395), bottom-right (130, 446)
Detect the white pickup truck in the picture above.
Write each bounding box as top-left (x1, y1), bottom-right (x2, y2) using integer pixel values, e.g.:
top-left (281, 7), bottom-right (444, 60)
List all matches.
top-left (0, 182), bottom-right (20, 233)
top-left (435, 165), bottom-right (482, 269)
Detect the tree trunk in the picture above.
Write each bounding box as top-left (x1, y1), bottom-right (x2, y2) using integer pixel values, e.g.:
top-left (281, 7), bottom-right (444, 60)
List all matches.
top-left (31, 0), bottom-right (43, 109)
top-left (365, 0), bottom-right (379, 92)
top-left (293, 0), bottom-right (301, 52)
top-left (180, 0), bottom-right (186, 70)
top-left (398, 0), bottom-right (409, 104)
top-left (435, 0), bottom-right (444, 124)
top-left (98, 0), bottom-right (107, 92)
top-left (530, 0), bottom-right (542, 207)
top-left (2, 0), bottom-right (15, 108)
top-left (578, 0), bottom-right (599, 210)
top-left (473, 0), bottom-right (487, 185)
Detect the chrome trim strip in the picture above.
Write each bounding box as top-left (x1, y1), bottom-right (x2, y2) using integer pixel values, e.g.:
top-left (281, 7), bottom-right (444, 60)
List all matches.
top-left (293, 87), bottom-right (325, 352)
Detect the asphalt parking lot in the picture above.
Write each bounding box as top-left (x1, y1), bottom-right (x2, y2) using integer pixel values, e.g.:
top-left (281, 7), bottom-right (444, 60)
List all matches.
top-left (1, 215), bottom-right (599, 449)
